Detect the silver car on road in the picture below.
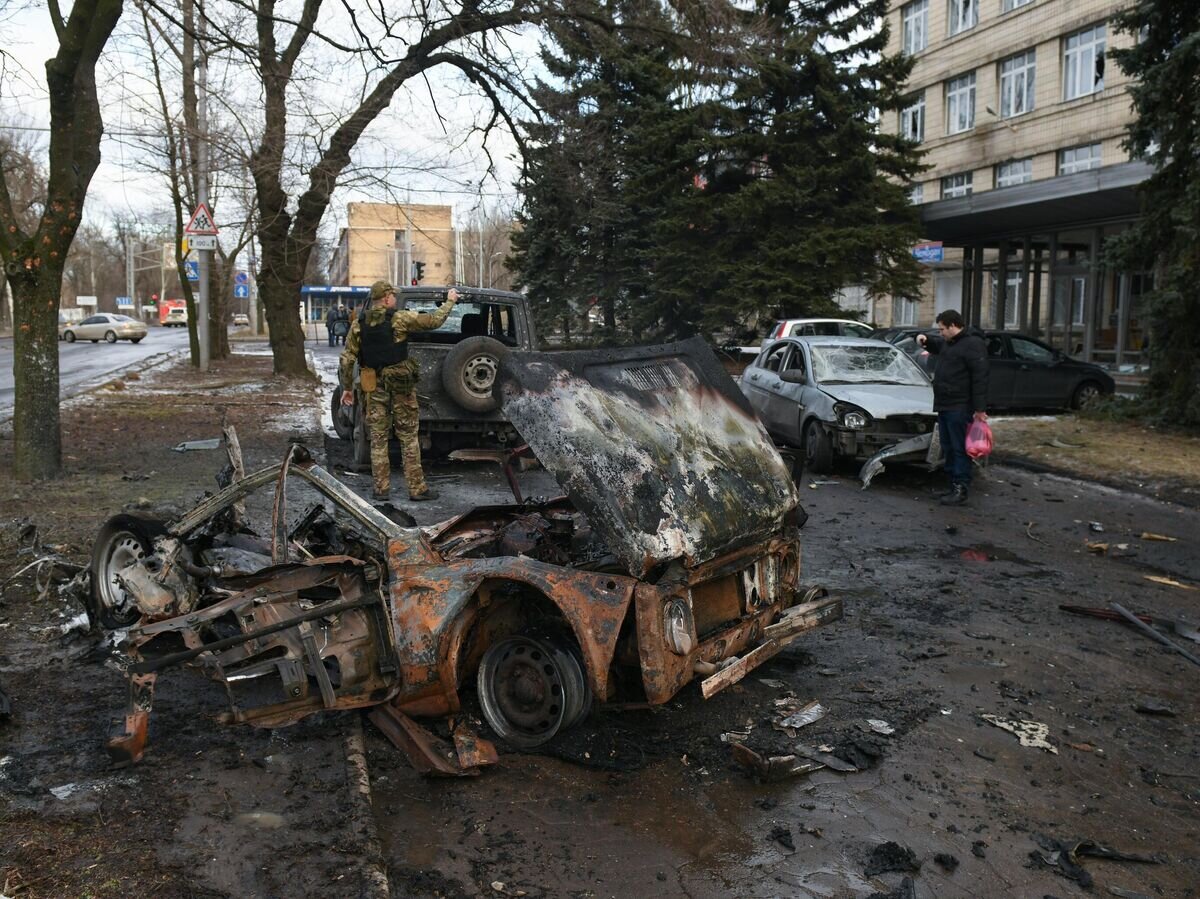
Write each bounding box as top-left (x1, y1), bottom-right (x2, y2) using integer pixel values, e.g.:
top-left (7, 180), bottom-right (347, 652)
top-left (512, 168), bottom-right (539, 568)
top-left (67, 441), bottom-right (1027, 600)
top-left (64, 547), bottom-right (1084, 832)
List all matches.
top-left (61, 313), bottom-right (148, 344)
top-left (741, 336), bottom-right (936, 475)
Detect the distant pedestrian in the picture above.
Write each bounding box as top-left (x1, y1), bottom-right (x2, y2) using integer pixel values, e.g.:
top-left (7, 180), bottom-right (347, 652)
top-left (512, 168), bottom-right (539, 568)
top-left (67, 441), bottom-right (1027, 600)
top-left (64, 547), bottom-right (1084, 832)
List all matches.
top-left (917, 310), bottom-right (989, 506)
top-left (339, 282), bottom-right (460, 501)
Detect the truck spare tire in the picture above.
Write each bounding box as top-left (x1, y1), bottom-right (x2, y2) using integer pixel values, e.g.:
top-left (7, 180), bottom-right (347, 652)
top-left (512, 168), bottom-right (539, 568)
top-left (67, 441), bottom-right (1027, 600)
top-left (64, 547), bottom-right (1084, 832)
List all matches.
top-left (441, 336), bottom-right (509, 413)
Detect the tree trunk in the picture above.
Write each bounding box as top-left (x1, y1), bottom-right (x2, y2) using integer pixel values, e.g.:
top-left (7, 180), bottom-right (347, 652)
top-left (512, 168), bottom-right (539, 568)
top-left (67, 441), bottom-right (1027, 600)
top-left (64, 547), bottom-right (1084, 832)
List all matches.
top-left (10, 263), bottom-right (64, 479)
top-left (258, 235), bottom-right (310, 377)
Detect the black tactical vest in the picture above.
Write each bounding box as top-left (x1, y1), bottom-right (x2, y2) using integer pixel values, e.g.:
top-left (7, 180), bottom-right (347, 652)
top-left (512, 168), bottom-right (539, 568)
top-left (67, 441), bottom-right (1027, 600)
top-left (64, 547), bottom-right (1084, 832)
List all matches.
top-left (358, 308), bottom-right (409, 369)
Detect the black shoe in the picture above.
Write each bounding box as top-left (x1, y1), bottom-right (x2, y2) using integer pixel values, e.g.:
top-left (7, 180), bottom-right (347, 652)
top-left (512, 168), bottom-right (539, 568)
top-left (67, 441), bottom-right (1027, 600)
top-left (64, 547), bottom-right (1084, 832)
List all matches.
top-left (409, 488), bottom-right (439, 502)
top-left (940, 484), bottom-right (968, 506)
top-left (932, 485), bottom-right (956, 498)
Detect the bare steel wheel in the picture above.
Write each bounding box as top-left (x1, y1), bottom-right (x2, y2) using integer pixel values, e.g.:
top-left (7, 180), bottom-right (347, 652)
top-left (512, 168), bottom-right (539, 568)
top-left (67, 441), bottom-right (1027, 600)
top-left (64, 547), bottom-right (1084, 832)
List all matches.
top-left (89, 515), bottom-right (166, 629)
top-left (461, 353), bottom-right (499, 400)
top-left (477, 634), bottom-right (585, 748)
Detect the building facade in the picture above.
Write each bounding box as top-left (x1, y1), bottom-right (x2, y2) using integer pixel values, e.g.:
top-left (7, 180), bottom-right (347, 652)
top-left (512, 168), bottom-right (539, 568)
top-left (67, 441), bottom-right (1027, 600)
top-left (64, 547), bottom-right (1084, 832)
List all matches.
top-left (881, 0), bottom-right (1150, 365)
top-left (328, 202), bottom-right (457, 290)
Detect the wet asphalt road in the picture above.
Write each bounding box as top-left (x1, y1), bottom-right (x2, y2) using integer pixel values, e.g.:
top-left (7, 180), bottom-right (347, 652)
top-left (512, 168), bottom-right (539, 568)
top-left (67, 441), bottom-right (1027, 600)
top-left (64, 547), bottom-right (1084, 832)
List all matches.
top-left (313, 388), bottom-right (1200, 898)
top-left (0, 328), bottom-right (191, 418)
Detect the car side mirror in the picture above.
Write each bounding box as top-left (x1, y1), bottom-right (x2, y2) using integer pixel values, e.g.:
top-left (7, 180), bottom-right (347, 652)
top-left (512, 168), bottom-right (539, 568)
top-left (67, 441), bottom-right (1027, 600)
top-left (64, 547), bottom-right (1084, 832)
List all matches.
top-left (780, 370), bottom-right (807, 384)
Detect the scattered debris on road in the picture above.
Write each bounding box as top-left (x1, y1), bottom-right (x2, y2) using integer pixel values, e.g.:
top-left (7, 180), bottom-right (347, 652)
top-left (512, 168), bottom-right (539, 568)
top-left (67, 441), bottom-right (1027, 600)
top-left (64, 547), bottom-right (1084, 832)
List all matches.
top-left (171, 437), bottom-right (222, 452)
top-left (1029, 835), bottom-right (1161, 889)
top-left (1111, 603), bottom-right (1200, 667)
top-left (1143, 574), bottom-right (1196, 591)
top-left (980, 714), bottom-right (1057, 753)
top-left (1139, 532), bottom-right (1177, 542)
top-left (864, 841), bottom-right (920, 877)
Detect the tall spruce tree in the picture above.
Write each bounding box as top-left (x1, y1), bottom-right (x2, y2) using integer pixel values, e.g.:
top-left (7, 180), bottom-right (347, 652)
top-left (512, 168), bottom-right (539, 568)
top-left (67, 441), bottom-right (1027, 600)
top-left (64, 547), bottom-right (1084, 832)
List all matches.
top-left (510, 0), bottom-right (684, 344)
top-left (1108, 2), bottom-right (1200, 427)
top-left (680, 0), bottom-right (925, 338)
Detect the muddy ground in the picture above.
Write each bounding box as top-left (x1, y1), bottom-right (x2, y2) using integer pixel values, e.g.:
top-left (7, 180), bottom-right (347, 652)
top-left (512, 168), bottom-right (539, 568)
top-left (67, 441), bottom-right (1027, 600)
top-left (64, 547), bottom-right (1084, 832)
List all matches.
top-left (1, 345), bottom-right (1198, 898)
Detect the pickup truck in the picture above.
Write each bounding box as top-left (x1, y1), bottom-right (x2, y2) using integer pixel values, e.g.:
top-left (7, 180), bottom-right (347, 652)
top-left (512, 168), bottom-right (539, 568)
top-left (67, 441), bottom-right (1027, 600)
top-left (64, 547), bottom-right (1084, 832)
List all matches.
top-left (330, 287), bottom-right (537, 466)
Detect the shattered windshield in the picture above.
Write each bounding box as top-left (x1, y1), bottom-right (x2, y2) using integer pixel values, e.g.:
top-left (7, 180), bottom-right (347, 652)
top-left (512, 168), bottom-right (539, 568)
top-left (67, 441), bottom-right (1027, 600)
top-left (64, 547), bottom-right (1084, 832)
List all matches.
top-left (810, 344), bottom-right (928, 386)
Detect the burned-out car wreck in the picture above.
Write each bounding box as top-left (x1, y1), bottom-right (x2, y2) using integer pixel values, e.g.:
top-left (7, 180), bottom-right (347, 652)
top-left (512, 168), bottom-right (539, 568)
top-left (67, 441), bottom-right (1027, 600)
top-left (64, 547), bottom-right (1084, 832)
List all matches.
top-left (94, 338), bottom-right (841, 773)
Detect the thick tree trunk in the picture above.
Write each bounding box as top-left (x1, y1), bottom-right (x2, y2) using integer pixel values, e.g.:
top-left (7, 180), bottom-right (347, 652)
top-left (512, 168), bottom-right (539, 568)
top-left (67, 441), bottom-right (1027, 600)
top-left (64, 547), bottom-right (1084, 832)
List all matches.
top-left (258, 237), bottom-right (310, 377)
top-left (10, 264), bottom-right (63, 479)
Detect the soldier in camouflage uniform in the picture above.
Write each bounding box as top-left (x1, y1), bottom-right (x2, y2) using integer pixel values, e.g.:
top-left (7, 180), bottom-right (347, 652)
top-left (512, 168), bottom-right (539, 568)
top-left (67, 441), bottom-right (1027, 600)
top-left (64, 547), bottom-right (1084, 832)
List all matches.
top-left (340, 281), bottom-right (460, 501)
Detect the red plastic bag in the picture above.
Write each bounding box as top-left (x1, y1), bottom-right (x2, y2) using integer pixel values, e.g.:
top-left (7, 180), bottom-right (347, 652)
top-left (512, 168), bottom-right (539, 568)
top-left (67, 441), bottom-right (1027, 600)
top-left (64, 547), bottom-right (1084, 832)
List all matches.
top-left (966, 420), bottom-right (994, 459)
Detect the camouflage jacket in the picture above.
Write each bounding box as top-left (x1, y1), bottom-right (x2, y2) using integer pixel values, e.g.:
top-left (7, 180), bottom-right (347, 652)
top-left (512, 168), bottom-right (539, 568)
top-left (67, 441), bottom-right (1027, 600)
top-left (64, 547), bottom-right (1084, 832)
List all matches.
top-left (338, 296), bottom-right (457, 390)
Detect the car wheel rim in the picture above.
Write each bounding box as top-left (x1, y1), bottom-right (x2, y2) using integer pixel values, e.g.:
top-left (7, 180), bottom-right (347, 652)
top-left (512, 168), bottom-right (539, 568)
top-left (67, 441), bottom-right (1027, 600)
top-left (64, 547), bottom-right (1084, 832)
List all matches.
top-left (461, 354), bottom-right (498, 398)
top-left (98, 532), bottom-right (149, 619)
top-left (478, 635), bottom-right (570, 747)
top-left (1079, 385), bottom-right (1099, 405)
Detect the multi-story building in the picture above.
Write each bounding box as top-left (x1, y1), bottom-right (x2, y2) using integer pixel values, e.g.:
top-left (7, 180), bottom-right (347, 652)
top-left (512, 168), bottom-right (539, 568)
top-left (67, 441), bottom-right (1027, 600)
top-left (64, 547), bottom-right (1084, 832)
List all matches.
top-left (328, 202), bottom-right (457, 290)
top-left (882, 0), bottom-right (1151, 365)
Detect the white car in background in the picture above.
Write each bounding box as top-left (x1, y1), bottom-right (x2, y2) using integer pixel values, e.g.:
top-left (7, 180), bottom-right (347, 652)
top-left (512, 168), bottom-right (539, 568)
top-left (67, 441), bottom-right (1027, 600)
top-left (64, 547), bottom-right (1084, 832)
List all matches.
top-left (760, 318), bottom-right (874, 349)
top-left (61, 313), bottom-right (148, 344)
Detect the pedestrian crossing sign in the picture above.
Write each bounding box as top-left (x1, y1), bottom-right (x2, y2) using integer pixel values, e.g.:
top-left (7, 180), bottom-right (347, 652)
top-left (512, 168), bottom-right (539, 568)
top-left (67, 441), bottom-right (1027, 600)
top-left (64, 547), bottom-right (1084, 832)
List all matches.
top-left (185, 203), bottom-right (219, 235)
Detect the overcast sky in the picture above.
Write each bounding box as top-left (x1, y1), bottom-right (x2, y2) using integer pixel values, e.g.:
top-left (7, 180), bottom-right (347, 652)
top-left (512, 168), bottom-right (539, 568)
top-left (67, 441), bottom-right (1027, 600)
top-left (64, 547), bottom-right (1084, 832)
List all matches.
top-left (0, 2), bottom-right (533, 246)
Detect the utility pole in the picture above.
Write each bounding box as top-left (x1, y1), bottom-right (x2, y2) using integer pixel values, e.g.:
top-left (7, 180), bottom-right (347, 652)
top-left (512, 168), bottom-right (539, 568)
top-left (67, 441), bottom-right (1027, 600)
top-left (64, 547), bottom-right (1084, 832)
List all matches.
top-left (196, 3), bottom-right (211, 371)
top-left (125, 234), bottom-right (135, 306)
top-left (405, 225), bottom-right (412, 286)
top-left (248, 241), bottom-right (259, 335)
top-left (477, 220), bottom-right (483, 288)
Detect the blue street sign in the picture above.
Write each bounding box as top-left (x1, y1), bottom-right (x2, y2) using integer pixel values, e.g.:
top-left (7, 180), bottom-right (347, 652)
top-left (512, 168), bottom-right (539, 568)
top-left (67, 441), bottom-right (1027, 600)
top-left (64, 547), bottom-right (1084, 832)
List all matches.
top-left (233, 284), bottom-right (249, 299)
top-left (912, 242), bottom-right (944, 263)
top-left (234, 271), bottom-right (249, 285)
top-left (184, 260), bottom-right (199, 281)
top-left (116, 296), bottom-right (133, 307)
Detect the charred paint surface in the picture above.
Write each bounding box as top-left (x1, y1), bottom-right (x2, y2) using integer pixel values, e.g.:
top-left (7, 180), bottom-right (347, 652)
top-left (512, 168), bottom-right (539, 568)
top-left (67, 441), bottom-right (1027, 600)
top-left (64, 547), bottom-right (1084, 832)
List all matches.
top-left (387, 557), bottom-right (636, 705)
top-left (497, 338), bottom-right (801, 579)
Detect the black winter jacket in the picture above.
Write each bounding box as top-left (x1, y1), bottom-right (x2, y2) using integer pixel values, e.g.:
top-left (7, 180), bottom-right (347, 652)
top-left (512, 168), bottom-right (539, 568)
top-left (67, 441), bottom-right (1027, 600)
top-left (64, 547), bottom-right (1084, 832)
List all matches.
top-left (926, 327), bottom-right (989, 413)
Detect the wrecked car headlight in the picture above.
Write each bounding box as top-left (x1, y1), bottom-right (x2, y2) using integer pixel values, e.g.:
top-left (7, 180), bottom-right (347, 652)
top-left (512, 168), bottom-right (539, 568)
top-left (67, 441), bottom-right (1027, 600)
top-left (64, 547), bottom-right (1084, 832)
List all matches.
top-left (664, 598), bottom-right (695, 656)
top-left (834, 403), bottom-right (871, 430)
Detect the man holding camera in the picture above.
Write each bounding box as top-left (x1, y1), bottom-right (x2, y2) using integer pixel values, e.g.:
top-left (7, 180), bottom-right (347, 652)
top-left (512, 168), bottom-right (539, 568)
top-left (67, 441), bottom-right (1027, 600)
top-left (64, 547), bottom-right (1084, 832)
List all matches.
top-left (339, 282), bottom-right (460, 502)
top-left (917, 309), bottom-right (989, 507)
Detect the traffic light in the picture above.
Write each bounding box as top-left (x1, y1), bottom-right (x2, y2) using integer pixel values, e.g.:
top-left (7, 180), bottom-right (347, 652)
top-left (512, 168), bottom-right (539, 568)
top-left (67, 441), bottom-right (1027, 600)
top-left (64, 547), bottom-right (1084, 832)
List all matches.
top-left (413, 261), bottom-right (426, 284)
top-left (151, 293), bottom-right (159, 303)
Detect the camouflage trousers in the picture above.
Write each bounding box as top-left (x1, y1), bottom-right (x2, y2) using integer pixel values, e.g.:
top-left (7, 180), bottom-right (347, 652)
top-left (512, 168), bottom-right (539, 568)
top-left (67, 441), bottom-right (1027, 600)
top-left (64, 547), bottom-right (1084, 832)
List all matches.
top-left (365, 377), bottom-right (427, 497)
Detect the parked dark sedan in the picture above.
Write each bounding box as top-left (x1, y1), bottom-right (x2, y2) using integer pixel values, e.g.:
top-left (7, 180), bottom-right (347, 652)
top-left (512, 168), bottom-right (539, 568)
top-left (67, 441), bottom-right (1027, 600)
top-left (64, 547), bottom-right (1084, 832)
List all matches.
top-left (873, 328), bottom-right (1115, 411)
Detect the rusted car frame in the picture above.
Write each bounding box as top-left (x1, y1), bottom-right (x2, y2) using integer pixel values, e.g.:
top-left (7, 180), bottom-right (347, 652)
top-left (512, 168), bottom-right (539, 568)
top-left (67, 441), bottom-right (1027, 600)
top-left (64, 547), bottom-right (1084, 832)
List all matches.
top-left (98, 339), bottom-right (842, 770)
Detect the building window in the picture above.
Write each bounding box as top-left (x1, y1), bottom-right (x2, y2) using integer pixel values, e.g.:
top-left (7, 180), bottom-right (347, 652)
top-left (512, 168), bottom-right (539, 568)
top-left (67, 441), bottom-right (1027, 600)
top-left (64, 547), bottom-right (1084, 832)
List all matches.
top-left (995, 158), bottom-right (1033, 187)
top-left (941, 172), bottom-right (973, 199)
top-left (901, 92), bottom-right (925, 142)
top-left (909, 183), bottom-right (924, 204)
top-left (1059, 143), bottom-right (1102, 174)
top-left (948, 0), bottom-right (977, 36)
top-left (1053, 276), bottom-right (1087, 326)
top-left (991, 273), bottom-right (1022, 328)
top-left (999, 50), bottom-right (1036, 118)
top-left (1002, 0), bottom-right (1034, 11)
top-left (945, 73), bottom-right (976, 134)
top-left (1064, 25), bottom-right (1106, 100)
top-left (893, 297), bottom-right (918, 326)
top-left (902, 0), bottom-right (929, 55)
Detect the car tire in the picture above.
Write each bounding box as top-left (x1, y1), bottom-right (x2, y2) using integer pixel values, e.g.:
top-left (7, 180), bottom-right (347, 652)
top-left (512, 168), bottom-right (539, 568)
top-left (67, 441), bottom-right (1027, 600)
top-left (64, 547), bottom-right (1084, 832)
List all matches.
top-left (476, 633), bottom-right (588, 748)
top-left (442, 336), bottom-right (509, 413)
top-left (89, 514), bottom-right (168, 630)
top-left (91, 339), bottom-right (99, 343)
top-left (131, 337), bottom-right (143, 344)
top-left (64, 331), bottom-right (76, 343)
top-left (1071, 380), bottom-right (1103, 410)
top-left (351, 398), bottom-right (371, 472)
top-left (104, 330), bottom-right (117, 343)
top-left (330, 390), bottom-right (354, 441)
top-left (803, 418), bottom-right (834, 475)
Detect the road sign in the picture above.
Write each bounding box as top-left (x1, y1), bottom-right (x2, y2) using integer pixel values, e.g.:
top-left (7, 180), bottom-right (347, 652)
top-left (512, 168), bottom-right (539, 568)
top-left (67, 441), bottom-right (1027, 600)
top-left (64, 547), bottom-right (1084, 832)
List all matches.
top-left (912, 241), bottom-right (944, 263)
top-left (116, 296), bottom-right (134, 308)
top-left (188, 234), bottom-right (217, 251)
top-left (77, 295), bottom-right (98, 307)
top-left (185, 202), bottom-right (219, 235)
top-left (234, 271), bottom-right (249, 285)
top-left (233, 284), bottom-right (249, 299)
top-left (184, 260), bottom-right (199, 282)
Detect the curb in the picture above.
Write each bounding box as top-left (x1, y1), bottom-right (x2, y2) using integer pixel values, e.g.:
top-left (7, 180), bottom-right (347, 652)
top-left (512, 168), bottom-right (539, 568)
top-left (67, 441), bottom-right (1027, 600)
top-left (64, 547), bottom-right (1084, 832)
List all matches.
top-left (993, 453), bottom-right (1200, 510)
top-left (343, 713), bottom-right (391, 899)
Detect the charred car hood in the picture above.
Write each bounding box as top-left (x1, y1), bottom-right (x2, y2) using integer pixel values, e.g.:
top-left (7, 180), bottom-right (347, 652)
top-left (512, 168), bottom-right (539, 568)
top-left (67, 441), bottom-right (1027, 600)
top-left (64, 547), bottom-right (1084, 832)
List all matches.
top-left (817, 382), bottom-right (934, 418)
top-left (497, 337), bottom-right (800, 579)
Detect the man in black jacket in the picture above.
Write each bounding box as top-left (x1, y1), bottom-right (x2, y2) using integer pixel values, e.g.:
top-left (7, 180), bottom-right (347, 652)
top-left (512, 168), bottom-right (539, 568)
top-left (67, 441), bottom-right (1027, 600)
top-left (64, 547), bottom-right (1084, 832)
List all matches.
top-left (917, 310), bottom-right (989, 506)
